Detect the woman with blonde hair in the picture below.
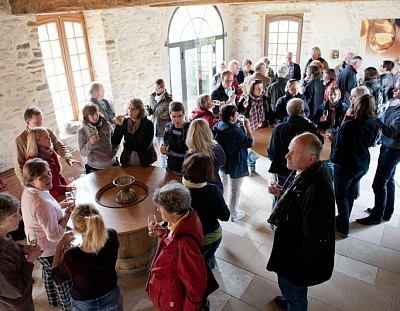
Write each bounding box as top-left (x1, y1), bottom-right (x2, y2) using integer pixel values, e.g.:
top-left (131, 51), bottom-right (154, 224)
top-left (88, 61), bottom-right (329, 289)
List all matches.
top-left (26, 127), bottom-right (67, 198)
top-left (52, 203), bottom-right (122, 311)
top-left (185, 118), bottom-right (225, 191)
top-left (112, 98), bottom-right (157, 166)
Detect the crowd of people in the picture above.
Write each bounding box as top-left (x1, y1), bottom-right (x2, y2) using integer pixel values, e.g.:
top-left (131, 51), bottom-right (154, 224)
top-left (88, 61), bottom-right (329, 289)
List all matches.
top-left (1, 46), bottom-right (400, 311)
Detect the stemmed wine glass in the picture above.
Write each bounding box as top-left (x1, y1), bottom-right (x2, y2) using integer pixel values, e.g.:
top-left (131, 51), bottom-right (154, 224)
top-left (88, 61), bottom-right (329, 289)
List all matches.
top-left (28, 232), bottom-right (37, 246)
top-left (148, 214), bottom-right (158, 237)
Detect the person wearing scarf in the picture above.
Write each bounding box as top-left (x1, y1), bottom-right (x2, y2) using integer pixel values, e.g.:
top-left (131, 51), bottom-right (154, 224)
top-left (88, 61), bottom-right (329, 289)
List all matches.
top-left (112, 98), bottom-right (157, 167)
top-left (78, 103), bottom-right (119, 173)
top-left (25, 127), bottom-right (67, 199)
top-left (238, 79), bottom-right (275, 175)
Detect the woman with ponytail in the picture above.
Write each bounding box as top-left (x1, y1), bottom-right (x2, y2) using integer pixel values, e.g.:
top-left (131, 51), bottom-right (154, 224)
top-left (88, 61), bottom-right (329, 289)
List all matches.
top-left (52, 204), bottom-right (123, 310)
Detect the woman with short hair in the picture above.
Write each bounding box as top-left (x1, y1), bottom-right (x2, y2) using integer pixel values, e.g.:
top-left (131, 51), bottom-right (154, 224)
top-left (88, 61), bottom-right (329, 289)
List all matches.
top-left (0, 193), bottom-right (42, 311)
top-left (21, 158), bottom-right (73, 311)
top-left (52, 204), bottom-right (122, 311)
top-left (112, 98), bottom-right (157, 167)
top-left (146, 182), bottom-right (207, 311)
top-left (185, 119), bottom-right (225, 191)
top-left (189, 94), bottom-right (221, 128)
top-left (78, 103), bottom-right (119, 173)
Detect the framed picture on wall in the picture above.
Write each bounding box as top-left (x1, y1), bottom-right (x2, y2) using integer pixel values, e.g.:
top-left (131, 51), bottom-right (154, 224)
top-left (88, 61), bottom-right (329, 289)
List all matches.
top-left (359, 19), bottom-right (400, 67)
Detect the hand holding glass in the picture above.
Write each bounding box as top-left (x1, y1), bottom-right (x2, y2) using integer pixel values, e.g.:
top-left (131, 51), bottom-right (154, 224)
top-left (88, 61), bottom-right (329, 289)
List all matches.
top-left (148, 215), bottom-right (158, 237)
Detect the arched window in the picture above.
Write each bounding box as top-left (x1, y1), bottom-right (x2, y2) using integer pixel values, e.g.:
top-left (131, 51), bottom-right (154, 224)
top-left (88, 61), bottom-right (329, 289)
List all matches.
top-left (37, 14), bottom-right (93, 132)
top-left (168, 6), bottom-right (224, 114)
top-left (265, 15), bottom-right (303, 72)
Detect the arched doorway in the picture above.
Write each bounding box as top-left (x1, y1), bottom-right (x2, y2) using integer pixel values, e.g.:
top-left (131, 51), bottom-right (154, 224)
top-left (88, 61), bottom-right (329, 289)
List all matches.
top-left (168, 5), bottom-right (224, 114)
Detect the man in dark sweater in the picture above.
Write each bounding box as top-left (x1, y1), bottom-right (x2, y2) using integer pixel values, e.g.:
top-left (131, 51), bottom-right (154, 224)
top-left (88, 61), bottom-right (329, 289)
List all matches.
top-left (268, 98), bottom-right (323, 188)
top-left (336, 56), bottom-right (362, 104)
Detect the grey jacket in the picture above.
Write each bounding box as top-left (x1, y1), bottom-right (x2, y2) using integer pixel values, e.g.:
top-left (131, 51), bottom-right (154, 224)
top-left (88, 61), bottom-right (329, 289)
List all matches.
top-left (148, 91), bottom-right (173, 137)
top-left (78, 118), bottom-right (118, 169)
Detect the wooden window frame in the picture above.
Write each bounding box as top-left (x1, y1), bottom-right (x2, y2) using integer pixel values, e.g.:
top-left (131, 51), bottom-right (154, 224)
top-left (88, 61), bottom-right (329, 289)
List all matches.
top-left (264, 15), bottom-right (303, 65)
top-left (37, 13), bottom-right (94, 121)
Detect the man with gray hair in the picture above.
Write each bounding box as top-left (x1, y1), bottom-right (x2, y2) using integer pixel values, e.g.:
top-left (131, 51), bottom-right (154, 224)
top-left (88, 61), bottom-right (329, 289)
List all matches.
top-left (242, 62), bottom-right (271, 96)
top-left (266, 64), bottom-right (289, 111)
top-left (268, 98), bottom-right (323, 189)
top-left (89, 81), bottom-right (115, 124)
top-left (337, 56), bottom-right (363, 104)
top-left (267, 132), bottom-right (335, 310)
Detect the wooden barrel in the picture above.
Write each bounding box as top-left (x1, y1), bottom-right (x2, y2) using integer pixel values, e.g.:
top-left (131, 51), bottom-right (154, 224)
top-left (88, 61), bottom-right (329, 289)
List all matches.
top-left (116, 229), bottom-right (158, 277)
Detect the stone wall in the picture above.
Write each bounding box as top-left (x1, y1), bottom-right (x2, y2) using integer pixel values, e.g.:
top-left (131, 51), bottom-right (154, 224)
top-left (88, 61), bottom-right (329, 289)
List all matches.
top-left (0, 4), bottom-right (55, 171)
top-left (0, 1), bottom-right (399, 172)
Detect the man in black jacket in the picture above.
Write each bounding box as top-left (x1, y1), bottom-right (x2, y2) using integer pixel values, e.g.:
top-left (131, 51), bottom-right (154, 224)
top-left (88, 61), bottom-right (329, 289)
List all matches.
top-left (267, 132), bottom-right (335, 311)
top-left (268, 98), bottom-right (322, 187)
top-left (336, 56), bottom-right (362, 104)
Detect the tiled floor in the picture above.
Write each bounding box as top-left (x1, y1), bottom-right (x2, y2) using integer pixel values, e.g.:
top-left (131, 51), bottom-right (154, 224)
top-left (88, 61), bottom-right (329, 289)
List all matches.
top-left (33, 146), bottom-right (400, 311)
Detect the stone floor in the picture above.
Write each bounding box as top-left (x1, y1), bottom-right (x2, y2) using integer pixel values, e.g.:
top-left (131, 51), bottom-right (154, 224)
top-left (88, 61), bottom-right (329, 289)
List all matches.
top-left (33, 146), bottom-right (400, 311)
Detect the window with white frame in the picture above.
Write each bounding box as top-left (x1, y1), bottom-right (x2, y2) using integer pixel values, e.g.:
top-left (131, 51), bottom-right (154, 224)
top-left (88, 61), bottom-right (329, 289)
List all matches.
top-left (265, 15), bottom-right (303, 72)
top-left (37, 14), bottom-right (93, 132)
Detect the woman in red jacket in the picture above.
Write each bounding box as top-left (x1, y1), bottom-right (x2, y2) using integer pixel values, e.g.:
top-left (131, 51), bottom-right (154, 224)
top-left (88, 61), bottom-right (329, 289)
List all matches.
top-left (190, 94), bottom-right (222, 129)
top-left (26, 127), bottom-right (67, 199)
top-left (146, 182), bottom-right (207, 311)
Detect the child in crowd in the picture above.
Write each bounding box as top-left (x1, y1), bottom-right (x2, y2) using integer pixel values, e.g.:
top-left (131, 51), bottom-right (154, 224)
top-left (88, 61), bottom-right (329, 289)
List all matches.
top-left (26, 127), bottom-right (68, 199)
top-left (161, 102), bottom-right (191, 175)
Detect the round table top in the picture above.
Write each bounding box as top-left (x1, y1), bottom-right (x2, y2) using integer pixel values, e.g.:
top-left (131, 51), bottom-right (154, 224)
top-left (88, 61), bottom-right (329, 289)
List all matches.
top-left (74, 166), bottom-right (179, 234)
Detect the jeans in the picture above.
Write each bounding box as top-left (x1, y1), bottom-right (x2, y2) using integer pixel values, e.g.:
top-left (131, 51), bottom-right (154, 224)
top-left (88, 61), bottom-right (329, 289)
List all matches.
top-left (247, 150), bottom-right (260, 171)
top-left (155, 136), bottom-right (167, 168)
top-left (71, 285), bottom-right (123, 311)
top-left (203, 237), bottom-right (222, 269)
top-left (321, 160), bottom-right (334, 180)
top-left (278, 274), bottom-right (308, 311)
top-left (371, 146), bottom-right (400, 219)
top-left (334, 164), bottom-right (368, 235)
top-left (220, 171), bottom-right (244, 215)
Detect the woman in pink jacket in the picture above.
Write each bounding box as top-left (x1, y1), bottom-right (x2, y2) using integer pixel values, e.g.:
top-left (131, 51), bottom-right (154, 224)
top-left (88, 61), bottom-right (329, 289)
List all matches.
top-left (146, 182), bottom-right (207, 311)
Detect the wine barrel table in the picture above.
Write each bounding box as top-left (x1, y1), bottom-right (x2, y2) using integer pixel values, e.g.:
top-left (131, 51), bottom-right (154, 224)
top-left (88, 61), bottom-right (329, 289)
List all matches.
top-left (74, 166), bottom-right (179, 277)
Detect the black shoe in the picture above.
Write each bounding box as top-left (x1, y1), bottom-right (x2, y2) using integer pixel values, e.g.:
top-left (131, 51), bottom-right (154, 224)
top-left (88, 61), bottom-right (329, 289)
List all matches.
top-left (356, 215), bottom-right (381, 225)
top-left (336, 231), bottom-right (348, 238)
top-left (274, 296), bottom-right (287, 310)
top-left (382, 215), bottom-right (391, 221)
top-left (366, 208), bottom-right (374, 214)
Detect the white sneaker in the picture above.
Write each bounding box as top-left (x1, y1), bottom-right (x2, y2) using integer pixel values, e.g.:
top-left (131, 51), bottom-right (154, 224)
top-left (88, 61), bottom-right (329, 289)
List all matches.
top-left (231, 210), bottom-right (245, 222)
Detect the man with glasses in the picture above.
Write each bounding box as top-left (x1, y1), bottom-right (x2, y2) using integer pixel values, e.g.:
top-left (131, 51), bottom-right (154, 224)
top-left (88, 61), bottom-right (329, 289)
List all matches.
top-left (211, 70), bottom-right (237, 107)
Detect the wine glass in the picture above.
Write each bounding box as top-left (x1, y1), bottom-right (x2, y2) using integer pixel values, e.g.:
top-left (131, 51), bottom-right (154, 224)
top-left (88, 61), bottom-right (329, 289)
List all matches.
top-left (322, 110), bottom-right (328, 117)
top-left (28, 233), bottom-right (37, 246)
top-left (148, 215), bottom-right (158, 237)
top-left (65, 192), bottom-right (75, 208)
top-left (368, 19), bottom-right (396, 53)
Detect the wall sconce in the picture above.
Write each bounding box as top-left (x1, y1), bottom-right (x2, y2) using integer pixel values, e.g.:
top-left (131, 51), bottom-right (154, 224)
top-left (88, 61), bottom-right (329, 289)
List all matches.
top-left (329, 50), bottom-right (339, 59)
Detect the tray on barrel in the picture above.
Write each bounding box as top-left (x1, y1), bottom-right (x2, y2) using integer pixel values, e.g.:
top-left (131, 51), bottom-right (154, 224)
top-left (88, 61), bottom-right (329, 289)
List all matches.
top-left (95, 180), bottom-right (149, 208)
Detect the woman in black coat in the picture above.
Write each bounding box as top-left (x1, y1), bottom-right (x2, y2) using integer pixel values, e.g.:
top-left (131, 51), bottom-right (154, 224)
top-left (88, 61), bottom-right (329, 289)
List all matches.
top-left (112, 98), bottom-right (156, 166)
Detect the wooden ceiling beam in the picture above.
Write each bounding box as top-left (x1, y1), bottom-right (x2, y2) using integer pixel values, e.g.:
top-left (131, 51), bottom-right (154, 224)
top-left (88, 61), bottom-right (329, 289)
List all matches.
top-left (8, 0), bottom-right (373, 15)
